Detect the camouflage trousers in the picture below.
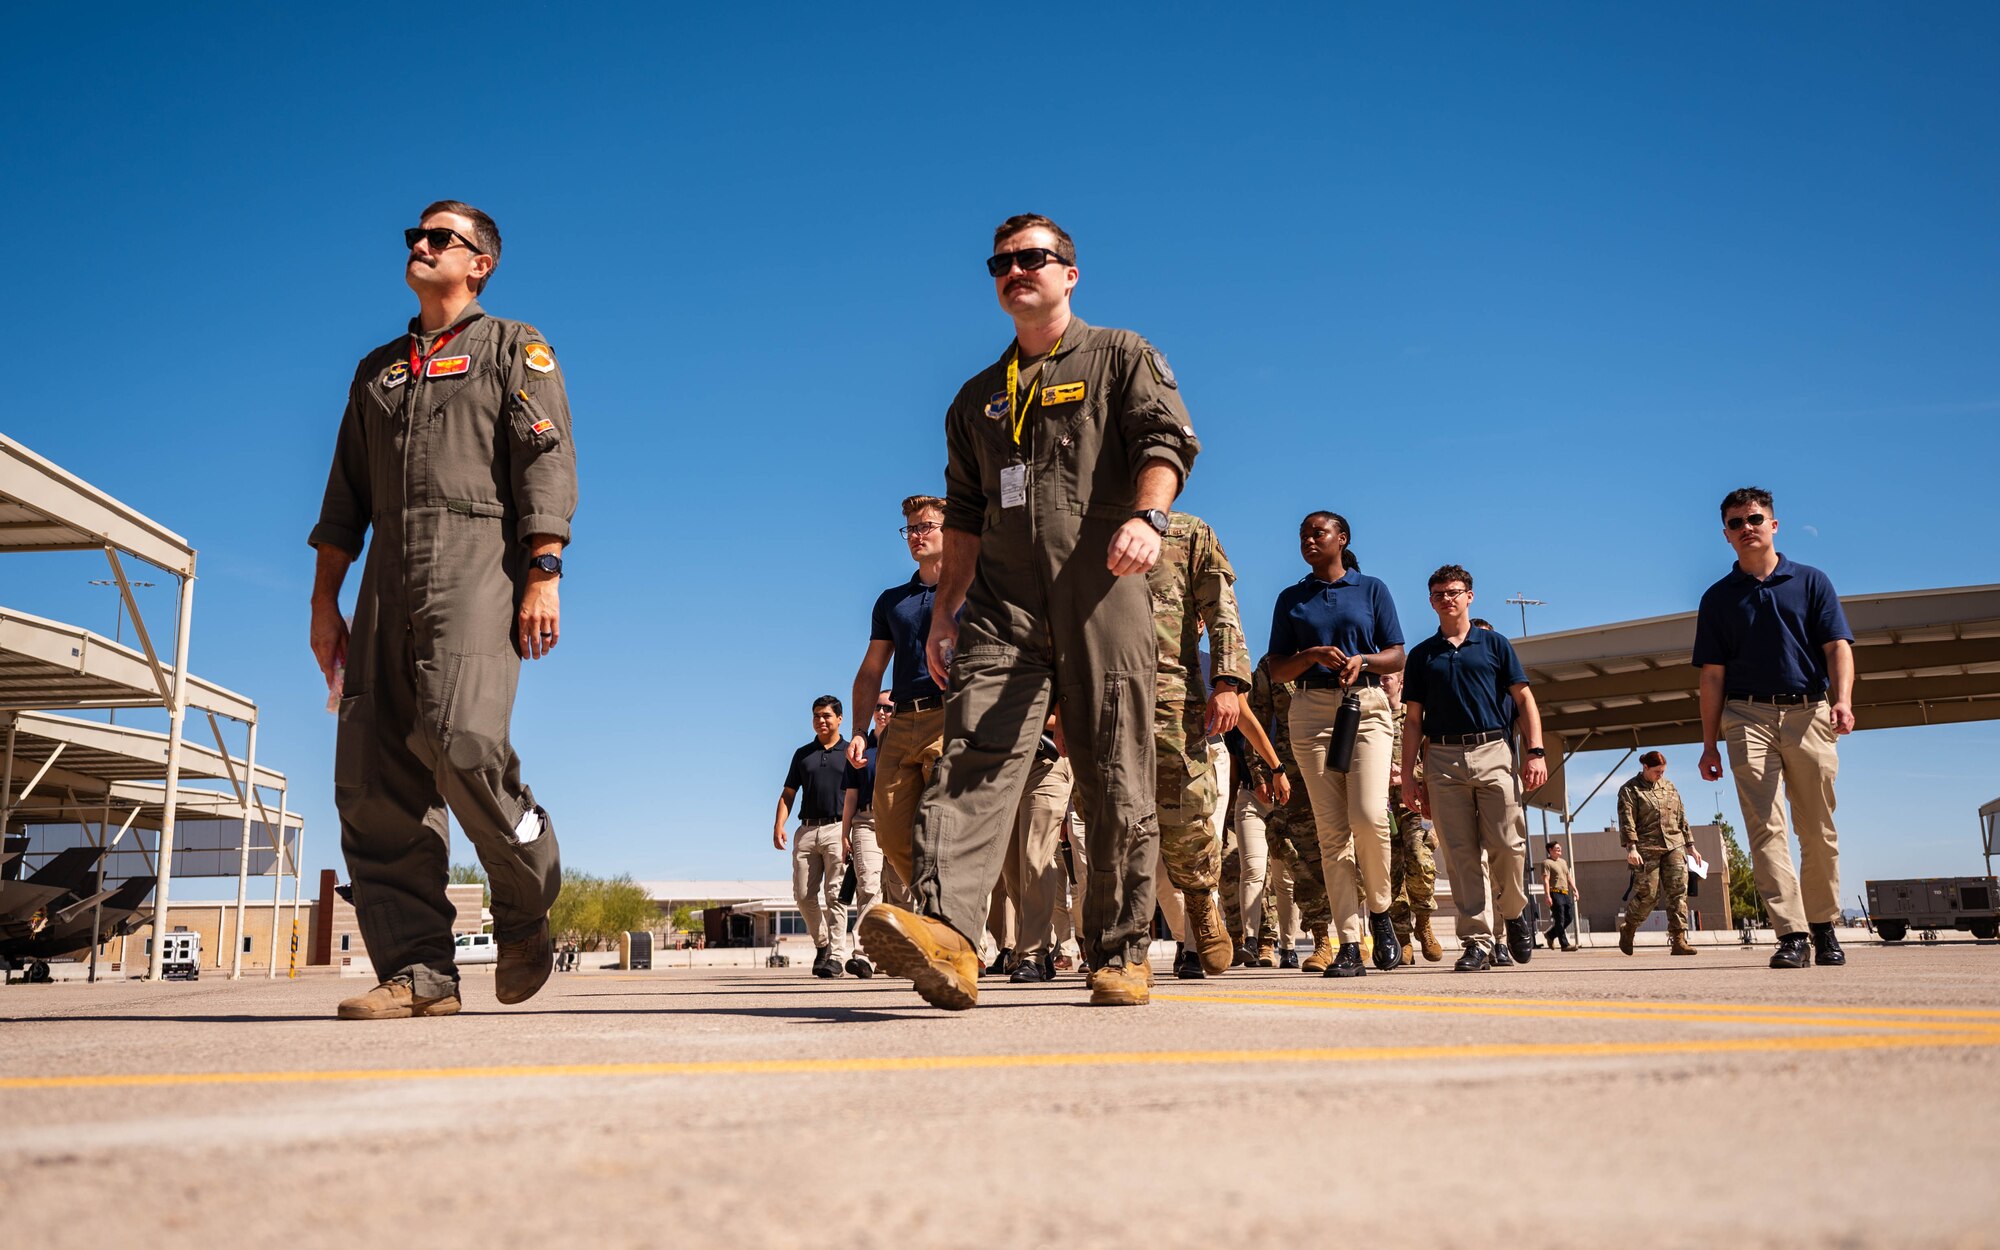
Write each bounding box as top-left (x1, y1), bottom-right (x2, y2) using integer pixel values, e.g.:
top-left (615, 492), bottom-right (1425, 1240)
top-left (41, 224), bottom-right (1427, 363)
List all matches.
top-left (1156, 729), bottom-right (1221, 892)
top-left (1266, 778), bottom-right (1331, 931)
top-left (1628, 845), bottom-right (1690, 935)
top-left (1388, 803), bottom-right (1437, 942)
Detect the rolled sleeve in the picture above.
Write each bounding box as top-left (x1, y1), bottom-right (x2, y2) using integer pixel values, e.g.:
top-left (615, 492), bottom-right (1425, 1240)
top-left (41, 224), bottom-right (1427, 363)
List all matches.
top-left (1119, 337), bottom-right (1200, 486)
top-left (942, 399), bottom-right (986, 534)
top-left (309, 373), bottom-right (372, 557)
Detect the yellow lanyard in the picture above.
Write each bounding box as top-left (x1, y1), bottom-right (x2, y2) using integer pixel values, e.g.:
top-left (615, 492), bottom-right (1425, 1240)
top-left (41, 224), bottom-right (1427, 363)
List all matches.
top-left (1006, 336), bottom-right (1063, 445)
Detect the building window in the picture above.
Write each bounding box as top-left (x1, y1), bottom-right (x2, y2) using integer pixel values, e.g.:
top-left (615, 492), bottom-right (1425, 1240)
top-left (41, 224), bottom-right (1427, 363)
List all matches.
top-left (340, 934), bottom-right (351, 951)
top-left (776, 911), bottom-right (806, 936)
top-left (242, 936), bottom-right (253, 953)
top-left (144, 939), bottom-right (153, 954)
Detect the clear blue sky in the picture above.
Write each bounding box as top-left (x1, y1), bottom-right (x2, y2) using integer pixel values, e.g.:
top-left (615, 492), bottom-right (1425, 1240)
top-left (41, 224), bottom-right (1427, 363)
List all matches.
top-left (4, 3), bottom-right (1996, 901)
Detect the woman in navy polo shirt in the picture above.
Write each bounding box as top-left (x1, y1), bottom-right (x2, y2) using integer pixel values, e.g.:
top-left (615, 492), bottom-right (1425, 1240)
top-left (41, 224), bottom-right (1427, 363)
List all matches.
top-left (1266, 511), bottom-right (1406, 977)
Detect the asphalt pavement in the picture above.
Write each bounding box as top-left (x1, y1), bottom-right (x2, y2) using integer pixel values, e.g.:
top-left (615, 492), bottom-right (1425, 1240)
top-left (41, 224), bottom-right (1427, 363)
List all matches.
top-left (4, 938), bottom-right (1998, 1249)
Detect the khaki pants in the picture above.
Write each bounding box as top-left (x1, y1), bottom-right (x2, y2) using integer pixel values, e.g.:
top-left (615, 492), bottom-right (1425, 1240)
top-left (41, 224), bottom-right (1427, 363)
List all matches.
top-left (1425, 739), bottom-right (1526, 949)
top-left (848, 810), bottom-right (884, 912)
top-left (1233, 789), bottom-right (1273, 941)
top-left (1002, 756), bottom-right (1072, 959)
top-left (1290, 685), bottom-right (1396, 943)
top-left (1274, 858), bottom-right (1300, 944)
top-left (1723, 699), bottom-right (1841, 934)
top-left (873, 706), bottom-right (944, 899)
top-left (792, 821), bottom-right (846, 954)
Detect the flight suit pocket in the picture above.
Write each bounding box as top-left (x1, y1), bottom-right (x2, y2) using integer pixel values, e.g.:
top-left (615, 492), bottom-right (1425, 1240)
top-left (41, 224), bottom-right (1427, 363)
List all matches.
top-left (334, 693), bottom-right (369, 792)
top-left (438, 652), bottom-right (520, 773)
top-left (509, 387), bottom-right (562, 452)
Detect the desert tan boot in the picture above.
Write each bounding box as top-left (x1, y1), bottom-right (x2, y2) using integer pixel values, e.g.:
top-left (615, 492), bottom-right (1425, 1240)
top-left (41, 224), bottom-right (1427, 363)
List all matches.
top-left (496, 919), bottom-right (555, 1005)
top-left (1186, 891), bottom-right (1234, 976)
top-left (1670, 931), bottom-right (1700, 956)
top-left (858, 903), bottom-right (979, 1010)
top-left (1415, 914), bottom-right (1443, 962)
top-left (1397, 933), bottom-right (1415, 966)
top-left (337, 980), bottom-right (461, 1021)
top-left (1088, 957), bottom-right (1153, 1007)
top-left (1255, 938), bottom-right (1277, 968)
top-left (1300, 930), bottom-right (1336, 974)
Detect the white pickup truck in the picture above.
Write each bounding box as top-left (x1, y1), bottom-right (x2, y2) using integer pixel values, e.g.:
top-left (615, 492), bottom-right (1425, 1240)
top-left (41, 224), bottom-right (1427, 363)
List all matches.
top-left (454, 932), bottom-right (498, 964)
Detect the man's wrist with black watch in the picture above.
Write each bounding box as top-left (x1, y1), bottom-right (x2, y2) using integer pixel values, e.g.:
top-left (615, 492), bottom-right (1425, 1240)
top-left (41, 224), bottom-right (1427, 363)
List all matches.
top-left (1131, 508), bottom-right (1169, 535)
top-left (1525, 746), bottom-right (1546, 758)
top-left (528, 554), bottom-right (564, 577)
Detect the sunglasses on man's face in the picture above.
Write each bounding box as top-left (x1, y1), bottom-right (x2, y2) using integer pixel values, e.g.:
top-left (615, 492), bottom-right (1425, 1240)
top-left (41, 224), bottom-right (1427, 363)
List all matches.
top-left (405, 226), bottom-right (482, 253)
top-left (986, 247), bottom-right (1072, 278)
top-left (1726, 513), bottom-right (1769, 532)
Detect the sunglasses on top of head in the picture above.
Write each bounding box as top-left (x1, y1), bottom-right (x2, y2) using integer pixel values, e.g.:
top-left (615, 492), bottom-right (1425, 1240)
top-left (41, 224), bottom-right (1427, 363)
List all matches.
top-left (986, 247), bottom-right (1073, 277)
top-left (405, 226), bottom-right (483, 253)
top-left (1725, 513), bottom-right (1769, 531)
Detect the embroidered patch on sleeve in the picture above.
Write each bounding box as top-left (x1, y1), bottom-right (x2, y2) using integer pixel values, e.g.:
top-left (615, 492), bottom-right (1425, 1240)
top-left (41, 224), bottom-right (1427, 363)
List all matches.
top-left (523, 343), bottom-right (556, 373)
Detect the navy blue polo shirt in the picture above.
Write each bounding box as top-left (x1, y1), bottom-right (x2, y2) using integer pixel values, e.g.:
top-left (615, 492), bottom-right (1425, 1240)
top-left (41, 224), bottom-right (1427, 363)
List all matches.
top-left (871, 573), bottom-right (944, 704)
top-left (1692, 555), bottom-right (1853, 697)
top-left (783, 739), bottom-right (849, 825)
top-left (843, 731), bottom-right (878, 813)
top-left (1268, 571), bottom-right (1405, 681)
top-left (1405, 627), bottom-right (1529, 738)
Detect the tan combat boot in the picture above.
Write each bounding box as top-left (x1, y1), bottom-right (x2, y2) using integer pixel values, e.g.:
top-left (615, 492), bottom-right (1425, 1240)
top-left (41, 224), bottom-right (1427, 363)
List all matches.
top-left (1088, 956), bottom-right (1153, 1006)
top-left (337, 980), bottom-right (461, 1021)
top-left (1186, 891), bottom-right (1234, 976)
top-left (1415, 914), bottom-right (1444, 962)
top-left (1618, 921), bottom-right (1636, 956)
top-left (1397, 932), bottom-right (1415, 966)
top-left (1255, 937), bottom-right (1277, 968)
top-left (858, 903), bottom-right (980, 1010)
top-left (1300, 928), bottom-right (1336, 974)
top-left (496, 919), bottom-right (555, 1005)
top-left (1669, 930), bottom-right (1699, 956)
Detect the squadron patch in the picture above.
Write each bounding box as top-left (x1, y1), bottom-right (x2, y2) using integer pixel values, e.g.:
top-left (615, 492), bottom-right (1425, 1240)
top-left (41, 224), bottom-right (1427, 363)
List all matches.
top-left (984, 390), bottom-right (1009, 420)
top-left (1147, 348), bottom-right (1177, 389)
top-left (426, 354), bottom-right (471, 379)
top-left (523, 343), bottom-right (556, 373)
top-left (1043, 380), bottom-right (1086, 406)
top-left (382, 361), bottom-right (409, 389)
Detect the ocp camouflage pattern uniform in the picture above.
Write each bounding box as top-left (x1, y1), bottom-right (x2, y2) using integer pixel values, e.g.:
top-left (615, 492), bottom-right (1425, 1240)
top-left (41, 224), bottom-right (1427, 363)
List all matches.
top-left (1151, 512), bottom-right (1252, 893)
top-left (1386, 708), bottom-right (1437, 943)
top-left (1618, 772), bottom-right (1691, 935)
top-left (1245, 659), bottom-right (1332, 931)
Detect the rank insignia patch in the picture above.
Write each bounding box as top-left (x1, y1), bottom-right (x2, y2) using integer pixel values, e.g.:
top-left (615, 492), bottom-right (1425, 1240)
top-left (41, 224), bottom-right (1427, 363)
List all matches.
top-left (426, 354), bottom-right (471, 379)
top-left (1043, 380), bottom-right (1086, 406)
top-left (984, 390), bottom-right (1009, 420)
top-left (1147, 348), bottom-right (1177, 388)
top-left (382, 362), bottom-right (409, 389)
top-left (523, 343), bottom-right (556, 373)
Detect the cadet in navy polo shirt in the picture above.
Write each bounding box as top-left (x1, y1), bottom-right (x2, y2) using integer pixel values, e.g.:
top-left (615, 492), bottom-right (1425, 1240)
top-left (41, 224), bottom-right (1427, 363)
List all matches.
top-left (1400, 564), bottom-right (1548, 972)
top-left (846, 494), bottom-right (952, 908)
top-left (774, 695), bottom-right (854, 978)
top-left (1266, 510), bottom-right (1409, 976)
top-left (1693, 487), bottom-right (1855, 970)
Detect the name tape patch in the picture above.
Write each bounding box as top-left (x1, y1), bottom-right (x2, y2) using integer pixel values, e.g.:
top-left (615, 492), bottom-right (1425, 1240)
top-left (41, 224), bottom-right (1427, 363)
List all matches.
top-left (1042, 380), bottom-right (1086, 406)
top-left (426, 355), bottom-right (471, 379)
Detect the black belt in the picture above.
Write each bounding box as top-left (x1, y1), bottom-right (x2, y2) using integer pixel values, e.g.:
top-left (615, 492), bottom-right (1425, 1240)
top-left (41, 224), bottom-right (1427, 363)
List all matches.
top-left (1726, 691), bottom-right (1824, 705)
top-left (1299, 672), bottom-right (1382, 690)
top-left (1431, 729), bottom-right (1509, 746)
top-left (893, 694), bottom-right (945, 713)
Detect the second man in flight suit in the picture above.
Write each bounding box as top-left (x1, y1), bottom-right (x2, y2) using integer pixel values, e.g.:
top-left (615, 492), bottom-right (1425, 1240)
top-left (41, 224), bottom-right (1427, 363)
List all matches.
top-left (860, 213), bottom-right (1200, 1010)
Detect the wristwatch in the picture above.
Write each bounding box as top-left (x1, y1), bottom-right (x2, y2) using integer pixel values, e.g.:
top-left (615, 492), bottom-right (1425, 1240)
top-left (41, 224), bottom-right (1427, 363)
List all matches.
top-left (1525, 746), bottom-right (1546, 758)
top-left (528, 554), bottom-right (564, 577)
top-left (1132, 508), bottom-right (1170, 535)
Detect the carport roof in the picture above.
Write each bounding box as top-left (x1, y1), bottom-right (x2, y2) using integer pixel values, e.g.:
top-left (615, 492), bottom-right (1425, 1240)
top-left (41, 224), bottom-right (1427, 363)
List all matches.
top-left (0, 607), bottom-right (257, 721)
top-left (3, 711), bottom-right (286, 791)
top-left (0, 434), bottom-right (195, 577)
top-left (1515, 584), bottom-right (2000, 750)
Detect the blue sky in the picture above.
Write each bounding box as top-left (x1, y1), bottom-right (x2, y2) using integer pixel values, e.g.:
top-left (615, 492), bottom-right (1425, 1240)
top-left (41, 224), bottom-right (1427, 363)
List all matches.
top-left (4, 3), bottom-right (1996, 900)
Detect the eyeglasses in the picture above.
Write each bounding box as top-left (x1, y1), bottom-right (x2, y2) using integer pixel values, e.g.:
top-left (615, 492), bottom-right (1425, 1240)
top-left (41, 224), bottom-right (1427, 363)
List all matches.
top-left (898, 522), bottom-right (943, 538)
top-left (1429, 587), bottom-right (1471, 601)
top-left (404, 226), bottom-right (483, 254)
top-left (1725, 513), bottom-right (1769, 531)
top-left (986, 247), bottom-right (1072, 277)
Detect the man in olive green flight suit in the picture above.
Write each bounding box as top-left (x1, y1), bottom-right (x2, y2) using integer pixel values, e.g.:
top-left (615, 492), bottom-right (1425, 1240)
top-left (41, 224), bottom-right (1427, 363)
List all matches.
top-left (309, 200), bottom-right (577, 1020)
top-left (1152, 512), bottom-right (1252, 978)
top-left (860, 213), bottom-right (1199, 1010)
top-left (1617, 750), bottom-right (1698, 956)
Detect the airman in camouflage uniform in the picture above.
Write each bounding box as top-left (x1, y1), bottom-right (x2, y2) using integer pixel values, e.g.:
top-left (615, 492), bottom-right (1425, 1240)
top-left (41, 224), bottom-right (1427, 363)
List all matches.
top-left (1385, 683), bottom-right (1441, 962)
top-left (1245, 658), bottom-right (1335, 970)
top-left (1617, 754), bottom-right (1696, 955)
top-left (1151, 511), bottom-right (1252, 976)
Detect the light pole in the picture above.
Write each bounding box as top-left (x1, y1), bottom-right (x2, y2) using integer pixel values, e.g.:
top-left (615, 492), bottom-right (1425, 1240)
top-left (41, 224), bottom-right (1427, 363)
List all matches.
top-left (1505, 593), bottom-right (1546, 637)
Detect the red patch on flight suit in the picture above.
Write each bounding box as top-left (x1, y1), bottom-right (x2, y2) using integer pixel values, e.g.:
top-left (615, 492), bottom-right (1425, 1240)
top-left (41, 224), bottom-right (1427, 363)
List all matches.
top-left (531, 419), bottom-right (555, 436)
top-left (426, 355), bottom-right (471, 378)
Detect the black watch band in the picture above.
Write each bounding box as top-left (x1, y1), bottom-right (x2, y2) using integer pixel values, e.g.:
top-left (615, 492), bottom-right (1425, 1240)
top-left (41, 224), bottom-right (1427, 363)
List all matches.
top-left (1132, 508), bottom-right (1170, 535)
top-left (529, 554), bottom-right (564, 577)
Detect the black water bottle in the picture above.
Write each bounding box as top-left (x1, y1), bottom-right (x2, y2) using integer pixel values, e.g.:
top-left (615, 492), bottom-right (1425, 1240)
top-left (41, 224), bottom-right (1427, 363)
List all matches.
top-left (1328, 689), bottom-right (1362, 773)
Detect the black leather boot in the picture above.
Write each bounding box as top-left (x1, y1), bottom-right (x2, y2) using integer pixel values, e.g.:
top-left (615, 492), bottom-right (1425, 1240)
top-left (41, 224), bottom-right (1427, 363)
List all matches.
top-left (1769, 933), bottom-right (1811, 969)
top-left (1324, 941), bottom-right (1367, 978)
top-left (1369, 911), bottom-right (1401, 970)
top-left (1809, 922), bottom-right (1846, 966)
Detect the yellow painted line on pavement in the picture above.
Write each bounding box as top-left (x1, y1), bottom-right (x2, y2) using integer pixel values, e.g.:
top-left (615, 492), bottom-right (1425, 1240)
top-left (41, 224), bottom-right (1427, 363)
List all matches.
top-left (5, 1030), bottom-right (1998, 1092)
top-left (1154, 991), bottom-right (2000, 1034)
top-left (1162, 986), bottom-right (2000, 1022)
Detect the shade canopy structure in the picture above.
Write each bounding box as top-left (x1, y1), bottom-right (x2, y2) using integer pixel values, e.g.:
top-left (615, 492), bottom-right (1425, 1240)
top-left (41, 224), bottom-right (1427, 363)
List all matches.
top-left (1, 711), bottom-right (283, 792)
top-left (0, 435), bottom-right (196, 576)
top-left (1515, 584), bottom-right (2000, 754)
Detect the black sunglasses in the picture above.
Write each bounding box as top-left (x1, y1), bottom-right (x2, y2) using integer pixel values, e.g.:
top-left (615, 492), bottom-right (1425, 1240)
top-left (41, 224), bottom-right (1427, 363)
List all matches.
top-left (986, 247), bottom-right (1072, 278)
top-left (1725, 513), bottom-right (1769, 531)
top-left (404, 226), bottom-right (483, 253)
